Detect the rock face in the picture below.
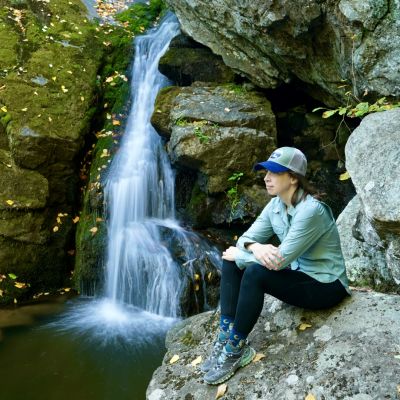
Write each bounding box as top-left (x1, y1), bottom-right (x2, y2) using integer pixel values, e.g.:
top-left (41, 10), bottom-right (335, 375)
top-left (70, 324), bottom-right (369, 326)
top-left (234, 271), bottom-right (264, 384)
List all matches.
top-left (147, 291), bottom-right (400, 400)
top-left (153, 83), bottom-right (277, 226)
top-left (166, 0), bottom-right (400, 105)
top-left (337, 109), bottom-right (400, 292)
top-left (0, 0), bottom-right (103, 300)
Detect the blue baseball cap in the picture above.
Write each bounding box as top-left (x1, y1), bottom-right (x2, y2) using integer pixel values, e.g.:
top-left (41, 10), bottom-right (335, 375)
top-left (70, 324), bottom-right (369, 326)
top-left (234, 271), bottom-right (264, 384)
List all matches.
top-left (254, 147), bottom-right (307, 176)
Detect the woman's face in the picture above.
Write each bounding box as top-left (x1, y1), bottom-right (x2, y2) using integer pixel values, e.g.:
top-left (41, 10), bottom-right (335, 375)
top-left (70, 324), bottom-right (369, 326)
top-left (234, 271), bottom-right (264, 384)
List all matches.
top-left (263, 170), bottom-right (298, 197)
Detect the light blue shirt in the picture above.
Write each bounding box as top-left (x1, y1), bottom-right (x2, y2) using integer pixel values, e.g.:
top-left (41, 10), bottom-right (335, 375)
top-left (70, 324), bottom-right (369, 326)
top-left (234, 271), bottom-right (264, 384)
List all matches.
top-left (235, 192), bottom-right (350, 293)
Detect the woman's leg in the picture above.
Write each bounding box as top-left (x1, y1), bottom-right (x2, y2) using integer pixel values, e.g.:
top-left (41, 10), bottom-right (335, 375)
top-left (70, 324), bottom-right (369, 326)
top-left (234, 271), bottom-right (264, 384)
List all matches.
top-left (233, 263), bottom-right (348, 336)
top-left (219, 259), bottom-right (244, 320)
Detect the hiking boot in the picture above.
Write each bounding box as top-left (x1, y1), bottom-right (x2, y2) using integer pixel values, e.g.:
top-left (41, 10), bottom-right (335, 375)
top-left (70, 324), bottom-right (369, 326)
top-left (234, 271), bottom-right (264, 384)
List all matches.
top-left (203, 343), bottom-right (256, 385)
top-left (200, 334), bottom-right (228, 373)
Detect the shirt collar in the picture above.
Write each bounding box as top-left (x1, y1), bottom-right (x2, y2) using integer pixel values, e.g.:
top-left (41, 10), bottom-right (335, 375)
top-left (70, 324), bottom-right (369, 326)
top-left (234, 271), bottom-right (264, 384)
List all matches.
top-left (273, 188), bottom-right (305, 215)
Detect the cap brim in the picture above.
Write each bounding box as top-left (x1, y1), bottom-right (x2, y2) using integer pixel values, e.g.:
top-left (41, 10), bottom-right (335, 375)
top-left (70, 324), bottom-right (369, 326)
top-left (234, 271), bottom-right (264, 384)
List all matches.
top-left (254, 161), bottom-right (290, 173)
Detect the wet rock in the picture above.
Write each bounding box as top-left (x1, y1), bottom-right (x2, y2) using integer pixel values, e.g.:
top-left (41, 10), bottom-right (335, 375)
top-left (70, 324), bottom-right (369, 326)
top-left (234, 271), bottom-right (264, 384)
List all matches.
top-left (147, 291), bottom-right (400, 399)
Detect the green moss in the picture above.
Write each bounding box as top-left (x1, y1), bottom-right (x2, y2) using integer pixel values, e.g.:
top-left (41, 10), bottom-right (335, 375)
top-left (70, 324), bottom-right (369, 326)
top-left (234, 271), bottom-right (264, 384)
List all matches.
top-left (180, 330), bottom-right (200, 347)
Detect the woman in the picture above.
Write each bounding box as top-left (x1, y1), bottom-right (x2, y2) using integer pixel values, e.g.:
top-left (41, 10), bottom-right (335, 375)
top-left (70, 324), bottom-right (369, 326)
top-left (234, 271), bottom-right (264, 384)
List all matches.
top-left (202, 146), bottom-right (350, 385)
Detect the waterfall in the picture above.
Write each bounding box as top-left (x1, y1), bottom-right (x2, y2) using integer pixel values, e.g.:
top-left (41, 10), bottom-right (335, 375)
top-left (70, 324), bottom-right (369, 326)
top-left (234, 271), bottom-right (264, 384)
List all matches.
top-left (104, 12), bottom-right (182, 317)
top-left (50, 13), bottom-right (221, 344)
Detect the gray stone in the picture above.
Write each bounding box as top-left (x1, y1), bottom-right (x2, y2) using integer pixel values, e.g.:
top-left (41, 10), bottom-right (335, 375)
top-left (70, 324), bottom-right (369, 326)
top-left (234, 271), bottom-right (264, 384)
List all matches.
top-left (167, 0), bottom-right (400, 105)
top-left (147, 292), bottom-right (400, 399)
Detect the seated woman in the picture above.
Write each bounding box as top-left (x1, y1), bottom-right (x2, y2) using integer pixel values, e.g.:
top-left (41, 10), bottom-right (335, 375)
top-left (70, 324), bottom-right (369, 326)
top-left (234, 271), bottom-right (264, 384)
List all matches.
top-left (202, 146), bottom-right (350, 385)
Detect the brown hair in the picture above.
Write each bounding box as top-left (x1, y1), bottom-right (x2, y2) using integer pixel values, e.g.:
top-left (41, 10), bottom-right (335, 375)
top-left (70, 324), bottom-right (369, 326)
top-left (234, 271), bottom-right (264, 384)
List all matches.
top-left (288, 172), bottom-right (322, 206)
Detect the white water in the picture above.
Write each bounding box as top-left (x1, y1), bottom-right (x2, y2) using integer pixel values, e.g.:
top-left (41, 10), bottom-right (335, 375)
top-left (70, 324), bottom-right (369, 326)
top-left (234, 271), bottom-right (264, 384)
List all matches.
top-left (50, 13), bottom-right (221, 343)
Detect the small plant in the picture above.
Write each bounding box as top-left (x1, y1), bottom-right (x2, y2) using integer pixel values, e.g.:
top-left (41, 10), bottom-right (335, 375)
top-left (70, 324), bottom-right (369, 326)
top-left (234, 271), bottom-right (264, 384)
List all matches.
top-left (313, 96), bottom-right (400, 119)
top-left (194, 126), bottom-right (210, 144)
top-left (175, 117), bottom-right (189, 126)
top-left (226, 172), bottom-right (244, 221)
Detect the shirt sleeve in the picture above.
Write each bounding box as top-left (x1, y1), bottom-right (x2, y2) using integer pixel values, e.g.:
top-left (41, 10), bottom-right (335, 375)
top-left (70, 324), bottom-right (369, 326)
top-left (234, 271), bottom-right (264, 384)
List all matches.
top-left (278, 201), bottom-right (332, 269)
top-left (236, 201), bottom-right (275, 250)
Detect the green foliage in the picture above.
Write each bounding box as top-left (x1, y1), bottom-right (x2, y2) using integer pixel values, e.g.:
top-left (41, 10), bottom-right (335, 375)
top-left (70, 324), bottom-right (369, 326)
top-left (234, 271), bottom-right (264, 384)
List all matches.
top-left (194, 126), bottom-right (210, 144)
top-left (174, 117), bottom-right (189, 126)
top-left (226, 172), bottom-right (244, 221)
top-left (314, 97), bottom-right (400, 119)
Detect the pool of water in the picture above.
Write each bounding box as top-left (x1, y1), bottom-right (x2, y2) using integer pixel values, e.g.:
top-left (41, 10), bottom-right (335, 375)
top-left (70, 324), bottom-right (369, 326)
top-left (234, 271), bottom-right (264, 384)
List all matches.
top-left (0, 298), bottom-right (176, 400)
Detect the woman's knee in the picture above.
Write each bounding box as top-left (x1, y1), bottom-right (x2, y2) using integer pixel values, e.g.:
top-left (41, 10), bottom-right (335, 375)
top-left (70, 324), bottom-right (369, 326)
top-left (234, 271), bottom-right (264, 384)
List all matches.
top-left (242, 263), bottom-right (271, 287)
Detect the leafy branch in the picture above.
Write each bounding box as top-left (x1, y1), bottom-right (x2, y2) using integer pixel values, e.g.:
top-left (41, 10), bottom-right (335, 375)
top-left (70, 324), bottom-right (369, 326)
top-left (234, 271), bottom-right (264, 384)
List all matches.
top-left (226, 172), bottom-right (244, 221)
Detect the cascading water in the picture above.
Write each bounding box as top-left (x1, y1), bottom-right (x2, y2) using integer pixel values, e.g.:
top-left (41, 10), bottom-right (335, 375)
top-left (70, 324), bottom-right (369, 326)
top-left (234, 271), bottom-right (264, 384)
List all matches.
top-left (50, 13), bottom-right (221, 344)
top-left (104, 12), bottom-right (182, 317)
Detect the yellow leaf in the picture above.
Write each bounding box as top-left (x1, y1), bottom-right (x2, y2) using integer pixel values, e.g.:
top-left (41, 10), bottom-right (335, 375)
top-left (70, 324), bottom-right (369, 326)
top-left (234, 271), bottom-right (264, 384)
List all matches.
top-left (52, 76), bottom-right (57, 81)
top-left (190, 356), bottom-right (202, 366)
top-left (6, 200), bottom-right (14, 205)
top-left (298, 323), bottom-right (312, 331)
top-left (253, 353), bottom-right (266, 362)
top-left (216, 383), bottom-right (227, 399)
top-left (112, 119), bottom-right (120, 126)
top-left (48, 116), bottom-right (52, 122)
top-left (90, 227), bottom-right (98, 235)
top-left (80, 96), bottom-right (84, 102)
top-left (305, 394), bottom-right (316, 400)
top-left (0, 289), bottom-right (3, 297)
top-left (56, 217), bottom-right (62, 224)
top-left (96, 217), bottom-right (103, 222)
top-left (233, 235), bottom-right (238, 240)
top-left (53, 226), bottom-right (59, 232)
top-left (169, 354), bottom-right (179, 364)
top-left (63, 288), bottom-right (71, 292)
top-left (14, 282), bottom-right (27, 289)
top-left (21, 107), bottom-right (28, 111)
top-left (194, 283), bottom-right (200, 291)
top-left (73, 216), bottom-right (80, 223)
top-left (67, 70), bottom-right (73, 74)
top-left (339, 171), bottom-right (350, 181)
top-left (61, 85), bottom-right (68, 93)
top-left (194, 273), bottom-right (200, 281)
top-left (14, 298), bottom-right (18, 304)
top-left (105, 76), bottom-right (114, 83)
top-left (1, 106), bottom-right (7, 112)
top-left (207, 272), bottom-right (212, 281)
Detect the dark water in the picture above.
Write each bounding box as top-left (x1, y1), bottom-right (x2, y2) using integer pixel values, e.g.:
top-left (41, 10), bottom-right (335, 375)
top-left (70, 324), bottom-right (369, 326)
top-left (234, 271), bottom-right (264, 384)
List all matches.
top-left (0, 299), bottom-right (171, 400)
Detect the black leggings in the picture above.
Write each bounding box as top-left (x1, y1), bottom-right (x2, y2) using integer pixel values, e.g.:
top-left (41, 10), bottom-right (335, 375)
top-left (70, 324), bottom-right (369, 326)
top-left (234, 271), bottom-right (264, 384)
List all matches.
top-left (220, 260), bottom-right (348, 336)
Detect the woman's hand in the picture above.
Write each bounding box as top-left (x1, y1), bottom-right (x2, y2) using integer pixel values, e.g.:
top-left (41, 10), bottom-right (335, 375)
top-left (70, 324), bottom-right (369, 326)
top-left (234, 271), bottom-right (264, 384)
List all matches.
top-left (247, 243), bottom-right (284, 270)
top-left (222, 246), bottom-right (239, 261)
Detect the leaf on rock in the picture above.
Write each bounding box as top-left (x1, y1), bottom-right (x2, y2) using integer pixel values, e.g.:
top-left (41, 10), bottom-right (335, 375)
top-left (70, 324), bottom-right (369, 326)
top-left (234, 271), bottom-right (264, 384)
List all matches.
top-left (112, 119), bottom-right (120, 126)
top-left (5, 200), bottom-right (14, 205)
top-left (169, 354), bottom-right (179, 364)
top-left (73, 216), bottom-right (80, 223)
top-left (190, 356), bottom-right (202, 366)
top-left (90, 227), bottom-right (98, 235)
top-left (53, 226), bottom-right (59, 232)
top-left (1, 106), bottom-right (7, 112)
top-left (298, 323), bottom-right (312, 331)
top-left (8, 273), bottom-right (17, 280)
top-left (14, 282), bottom-right (27, 289)
top-left (339, 171), bottom-right (350, 181)
top-left (305, 394), bottom-right (316, 400)
top-left (216, 383), bottom-right (227, 399)
top-left (252, 353), bottom-right (266, 362)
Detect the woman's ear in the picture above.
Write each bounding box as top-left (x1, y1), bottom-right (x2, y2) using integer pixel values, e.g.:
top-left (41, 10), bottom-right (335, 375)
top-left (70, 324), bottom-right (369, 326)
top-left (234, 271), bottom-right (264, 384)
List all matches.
top-left (290, 175), bottom-right (299, 186)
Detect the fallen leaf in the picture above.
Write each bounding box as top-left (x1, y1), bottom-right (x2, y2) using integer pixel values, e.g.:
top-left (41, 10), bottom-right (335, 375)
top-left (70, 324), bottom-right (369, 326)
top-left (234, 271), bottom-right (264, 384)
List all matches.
top-left (63, 288), bottom-right (71, 292)
top-left (80, 96), bottom-right (85, 101)
top-left (1, 106), bottom-right (8, 112)
top-left (48, 116), bottom-right (52, 122)
top-left (0, 289), bottom-right (3, 297)
top-left (14, 298), bottom-right (18, 304)
top-left (298, 323), bottom-right (312, 331)
top-left (8, 273), bottom-right (17, 280)
top-left (305, 394), bottom-right (316, 400)
top-left (90, 226), bottom-right (98, 235)
top-left (53, 226), bottom-right (59, 232)
top-left (14, 282), bottom-right (27, 289)
top-left (61, 85), bottom-right (68, 93)
top-left (96, 217), bottom-right (103, 222)
top-left (73, 216), bottom-right (80, 223)
top-left (252, 353), bottom-right (266, 362)
top-left (207, 272), bottom-right (212, 281)
top-left (52, 76), bottom-right (57, 81)
top-left (194, 273), bottom-right (200, 281)
top-left (112, 119), bottom-right (120, 126)
top-left (216, 383), bottom-right (227, 399)
top-left (224, 107), bottom-right (230, 112)
top-left (194, 283), bottom-right (200, 291)
top-left (21, 107), bottom-right (28, 111)
top-left (5, 200), bottom-right (14, 206)
top-left (190, 356), bottom-right (202, 366)
top-left (169, 354), bottom-right (179, 364)
top-left (339, 171), bottom-right (350, 181)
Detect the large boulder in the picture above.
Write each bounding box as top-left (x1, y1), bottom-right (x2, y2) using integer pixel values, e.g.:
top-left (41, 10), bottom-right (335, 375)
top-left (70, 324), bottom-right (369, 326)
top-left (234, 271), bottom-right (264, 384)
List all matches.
top-left (152, 83), bottom-right (276, 226)
top-left (166, 0), bottom-right (400, 105)
top-left (0, 0), bottom-right (104, 300)
top-left (337, 109), bottom-right (400, 292)
top-left (147, 291), bottom-right (400, 399)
